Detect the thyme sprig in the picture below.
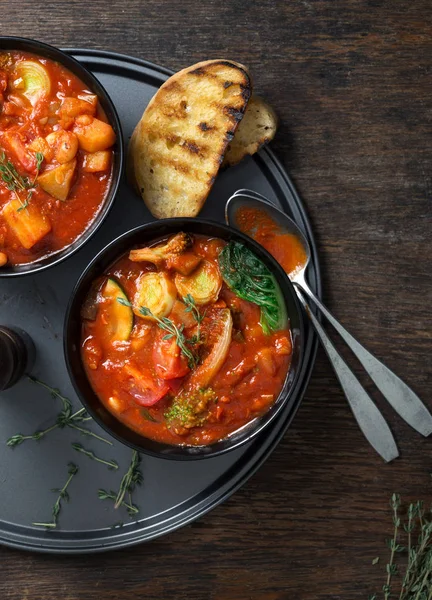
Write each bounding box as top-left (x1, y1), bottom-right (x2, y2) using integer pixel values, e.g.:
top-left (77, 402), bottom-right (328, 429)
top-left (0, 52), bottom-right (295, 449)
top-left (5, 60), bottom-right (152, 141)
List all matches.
top-left (32, 463), bottom-right (78, 529)
top-left (98, 450), bottom-right (143, 517)
top-left (140, 306), bottom-right (197, 368)
top-left (370, 494), bottom-right (432, 599)
top-left (98, 490), bottom-right (139, 516)
top-left (114, 450), bottom-right (142, 509)
top-left (117, 298), bottom-right (198, 368)
top-left (71, 443), bottom-right (119, 470)
top-left (6, 377), bottom-right (112, 447)
top-left (0, 150), bottom-right (43, 211)
top-left (183, 293), bottom-right (206, 344)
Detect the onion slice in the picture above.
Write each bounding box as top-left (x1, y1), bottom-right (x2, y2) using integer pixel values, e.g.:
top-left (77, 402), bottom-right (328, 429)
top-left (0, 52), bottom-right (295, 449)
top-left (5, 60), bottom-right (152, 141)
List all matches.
top-left (187, 308), bottom-right (233, 389)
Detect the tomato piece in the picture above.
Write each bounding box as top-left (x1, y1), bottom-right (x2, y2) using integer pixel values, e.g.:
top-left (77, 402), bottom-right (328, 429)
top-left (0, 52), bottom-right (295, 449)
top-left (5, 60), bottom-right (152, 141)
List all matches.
top-left (123, 362), bottom-right (170, 406)
top-left (153, 329), bottom-right (190, 380)
top-left (1, 130), bottom-right (37, 173)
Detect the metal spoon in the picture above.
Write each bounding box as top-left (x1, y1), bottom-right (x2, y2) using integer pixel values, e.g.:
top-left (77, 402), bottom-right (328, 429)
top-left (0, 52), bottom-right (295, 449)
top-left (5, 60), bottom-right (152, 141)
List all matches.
top-left (226, 190), bottom-right (432, 459)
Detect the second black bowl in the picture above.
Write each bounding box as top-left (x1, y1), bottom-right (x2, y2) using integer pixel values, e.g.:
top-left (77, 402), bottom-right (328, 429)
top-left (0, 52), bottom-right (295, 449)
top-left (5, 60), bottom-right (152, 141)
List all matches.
top-left (0, 37), bottom-right (124, 277)
top-left (64, 219), bottom-right (305, 460)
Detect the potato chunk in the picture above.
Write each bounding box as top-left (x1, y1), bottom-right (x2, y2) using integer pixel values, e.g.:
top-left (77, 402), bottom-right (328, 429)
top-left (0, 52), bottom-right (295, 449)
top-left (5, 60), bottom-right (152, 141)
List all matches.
top-left (60, 96), bottom-right (97, 119)
top-left (38, 159), bottom-right (76, 201)
top-left (82, 150), bottom-right (111, 172)
top-left (2, 199), bottom-right (51, 249)
top-left (73, 117), bottom-right (116, 152)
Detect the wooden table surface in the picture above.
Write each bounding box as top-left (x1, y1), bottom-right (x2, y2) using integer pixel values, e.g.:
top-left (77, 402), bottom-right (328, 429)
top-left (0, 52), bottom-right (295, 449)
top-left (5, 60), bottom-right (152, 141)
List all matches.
top-left (1, 1), bottom-right (431, 598)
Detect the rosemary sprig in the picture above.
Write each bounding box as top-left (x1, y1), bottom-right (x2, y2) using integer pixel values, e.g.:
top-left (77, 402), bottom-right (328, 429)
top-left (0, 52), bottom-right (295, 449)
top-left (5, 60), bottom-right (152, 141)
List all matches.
top-left (98, 489), bottom-right (139, 517)
top-left (71, 443), bottom-right (118, 470)
top-left (371, 494), bottom-right (432, 599)
top-left (7, 377), bottom-right (113, 447)
top-left (183, 293), bottom-right (206, 344)
top-left (32, 463), bottom-right (78, 529)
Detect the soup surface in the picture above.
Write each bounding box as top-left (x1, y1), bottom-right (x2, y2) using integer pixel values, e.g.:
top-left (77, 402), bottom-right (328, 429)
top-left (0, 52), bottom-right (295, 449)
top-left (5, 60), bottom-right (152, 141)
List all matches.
top-left (236, 206), bottom-right (307, 276)
top-left (0, 50), bottom-right (116, 266)
top-left (81, 233), bottom-right (292, 446)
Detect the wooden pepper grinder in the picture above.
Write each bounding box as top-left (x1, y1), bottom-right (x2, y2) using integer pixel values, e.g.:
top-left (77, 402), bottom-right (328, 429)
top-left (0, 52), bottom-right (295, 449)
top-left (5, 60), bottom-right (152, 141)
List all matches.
top-left (0, 326), bottom-right (35, 391)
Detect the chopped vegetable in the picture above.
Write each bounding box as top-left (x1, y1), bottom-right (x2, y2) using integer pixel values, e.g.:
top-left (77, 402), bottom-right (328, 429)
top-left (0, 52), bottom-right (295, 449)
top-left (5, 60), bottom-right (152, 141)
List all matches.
top-left (123, 362), bottom-right (170, 406)
top-left (218, 241), bottom-right (287, 335)
top-left (153, 328), bottom-right (190, 380)
top-left (0, 251), bottom-right (8, 267)
top-left (1, 131), bottom-right (37, 173)
top-left (187, 308), bottom-right (232, 389)
top-left (12, 60), bottom-right (50, 105)
top-left (128, 232), bottom-right (193, 266)
top-left (82, 150), bottom-right (111, 172)
top-left (72, 116), bottom-right (116, 152)
top-left (166, 252), bottom-right (201, 275)
top-left (38, 159), bottom-right (76, 201)
top-left (175, 259), bottom-right (222, 306)
top-left (60, 96), bottom-right (97, 119)
top-left (165, 388), bottom-right (217, 432)
top-left (2, 198), bottom-right (51, 249)
top-left (101, 278), bottom-right (133, 342)
top-left (133, 271), bottom-right (176, 319)
top-left (28, 137), bottom-right (53, 163)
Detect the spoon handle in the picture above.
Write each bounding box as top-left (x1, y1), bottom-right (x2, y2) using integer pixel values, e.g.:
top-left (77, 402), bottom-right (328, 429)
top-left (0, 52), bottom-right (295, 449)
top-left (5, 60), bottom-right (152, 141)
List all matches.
top-left (295, 289), bottom-right (399, 462)
top-left (296, 280), bottom-right (432, 437)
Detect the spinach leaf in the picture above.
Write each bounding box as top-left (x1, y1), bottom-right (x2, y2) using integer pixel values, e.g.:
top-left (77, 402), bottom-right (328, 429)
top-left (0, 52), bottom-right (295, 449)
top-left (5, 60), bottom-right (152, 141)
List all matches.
top-left (218, 242), bottom-right (287, 334)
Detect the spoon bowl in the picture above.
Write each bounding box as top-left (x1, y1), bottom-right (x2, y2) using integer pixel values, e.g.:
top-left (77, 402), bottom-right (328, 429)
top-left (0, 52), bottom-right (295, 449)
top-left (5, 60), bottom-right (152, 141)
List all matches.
top-left (226, 189), bottom-right (432, 462)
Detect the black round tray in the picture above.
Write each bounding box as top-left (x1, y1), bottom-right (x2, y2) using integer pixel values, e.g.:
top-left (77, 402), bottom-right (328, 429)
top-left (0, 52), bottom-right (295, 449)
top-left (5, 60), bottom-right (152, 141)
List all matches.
top-left (0, 49), bottom-right (321, 553)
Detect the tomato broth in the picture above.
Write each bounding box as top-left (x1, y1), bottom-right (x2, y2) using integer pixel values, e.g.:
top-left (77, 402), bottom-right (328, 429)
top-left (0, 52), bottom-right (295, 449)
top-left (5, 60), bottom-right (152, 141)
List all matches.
top-left (0, 50), bottom-right (116, 266)
top-left (81, 234), bottom-right (292, 446)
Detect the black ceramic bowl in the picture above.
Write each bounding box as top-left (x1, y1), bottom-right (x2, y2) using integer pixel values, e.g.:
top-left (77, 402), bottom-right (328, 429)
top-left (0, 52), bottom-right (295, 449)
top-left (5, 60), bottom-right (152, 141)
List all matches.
top-left (64, 219), bottom-right (305, 460)
top-left (0, 37), bottom-right (124, 277)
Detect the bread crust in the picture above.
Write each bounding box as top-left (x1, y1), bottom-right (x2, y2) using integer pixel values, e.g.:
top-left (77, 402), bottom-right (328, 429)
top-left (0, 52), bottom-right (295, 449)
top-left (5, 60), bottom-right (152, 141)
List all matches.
top-left (128, 59), bottom-right (252, 218)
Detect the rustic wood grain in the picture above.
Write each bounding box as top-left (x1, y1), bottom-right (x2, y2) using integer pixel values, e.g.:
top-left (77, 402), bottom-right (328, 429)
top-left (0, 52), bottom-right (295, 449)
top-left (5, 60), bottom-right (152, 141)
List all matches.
top-left (1, 1), bottom-right (431, 598)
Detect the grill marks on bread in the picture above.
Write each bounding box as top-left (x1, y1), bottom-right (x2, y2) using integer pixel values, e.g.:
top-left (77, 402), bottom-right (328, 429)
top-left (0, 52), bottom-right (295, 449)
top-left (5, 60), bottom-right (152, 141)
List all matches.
top-left (128, 60), bottom-right (252, 218)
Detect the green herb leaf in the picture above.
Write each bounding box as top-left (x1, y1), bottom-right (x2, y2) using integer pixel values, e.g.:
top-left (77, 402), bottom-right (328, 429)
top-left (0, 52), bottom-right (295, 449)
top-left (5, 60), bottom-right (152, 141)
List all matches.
top-left (218, 241), bottom-right (287, 334)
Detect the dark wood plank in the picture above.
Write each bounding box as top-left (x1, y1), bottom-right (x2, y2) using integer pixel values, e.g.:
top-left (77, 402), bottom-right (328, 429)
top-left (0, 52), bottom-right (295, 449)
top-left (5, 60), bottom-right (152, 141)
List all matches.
top-left (1, 0), bottom-right (431, 598)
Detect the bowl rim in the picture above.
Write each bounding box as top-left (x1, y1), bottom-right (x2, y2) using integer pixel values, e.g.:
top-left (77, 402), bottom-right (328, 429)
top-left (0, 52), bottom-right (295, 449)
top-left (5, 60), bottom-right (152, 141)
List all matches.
top-left (0, 36), bottom-right (124, 278)
top-left (64, 218), bottom-right (306, 460)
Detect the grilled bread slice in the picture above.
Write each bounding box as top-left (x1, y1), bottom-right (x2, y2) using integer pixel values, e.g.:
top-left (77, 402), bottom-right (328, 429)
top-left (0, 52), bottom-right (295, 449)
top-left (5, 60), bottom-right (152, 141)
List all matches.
top-left (223, 95), bottom-right (278, 167)
top-left (128, 59), bottom-right (252, 218)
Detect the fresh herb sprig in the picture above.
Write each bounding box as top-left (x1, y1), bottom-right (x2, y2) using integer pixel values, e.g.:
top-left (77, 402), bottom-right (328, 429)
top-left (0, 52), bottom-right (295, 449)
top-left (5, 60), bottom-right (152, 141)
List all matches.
top-left (0, 150), bottom-right (43, 211)
top-left (98, 489), bottom-right (139, 516)
top-left (117, 298), bottom-right (198, 368)
top-left (370, 494), bottom-right (432, 599)
top-left (32, 463), bottom-right (78, 529)
top-left (183, 293), bottom-right (206, 344)
top-left (114, 450), bottom-right (143, 509)
top-left (98, 450), bottom-right (143, 517)
top-left (6, 377), bottom-right (112, 447)
top-left (71, 443), bottom-right (118, 470)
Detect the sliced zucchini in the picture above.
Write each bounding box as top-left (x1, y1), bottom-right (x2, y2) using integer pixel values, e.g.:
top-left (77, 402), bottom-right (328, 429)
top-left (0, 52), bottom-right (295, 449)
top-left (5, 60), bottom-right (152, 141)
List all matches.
top-left (175, 259), bottom-right (222, 306)
top-left (101, 278), bottom-right (133, 342)
top-left (134, 271), bottom-right (177, 319)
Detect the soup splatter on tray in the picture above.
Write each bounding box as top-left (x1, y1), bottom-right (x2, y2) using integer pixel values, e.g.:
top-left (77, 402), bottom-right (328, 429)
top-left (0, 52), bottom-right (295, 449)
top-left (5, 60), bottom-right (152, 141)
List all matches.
top-left (81, 233), bottom-right (293, 446)
top-left (0, 50), bottom-right (116, 266)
